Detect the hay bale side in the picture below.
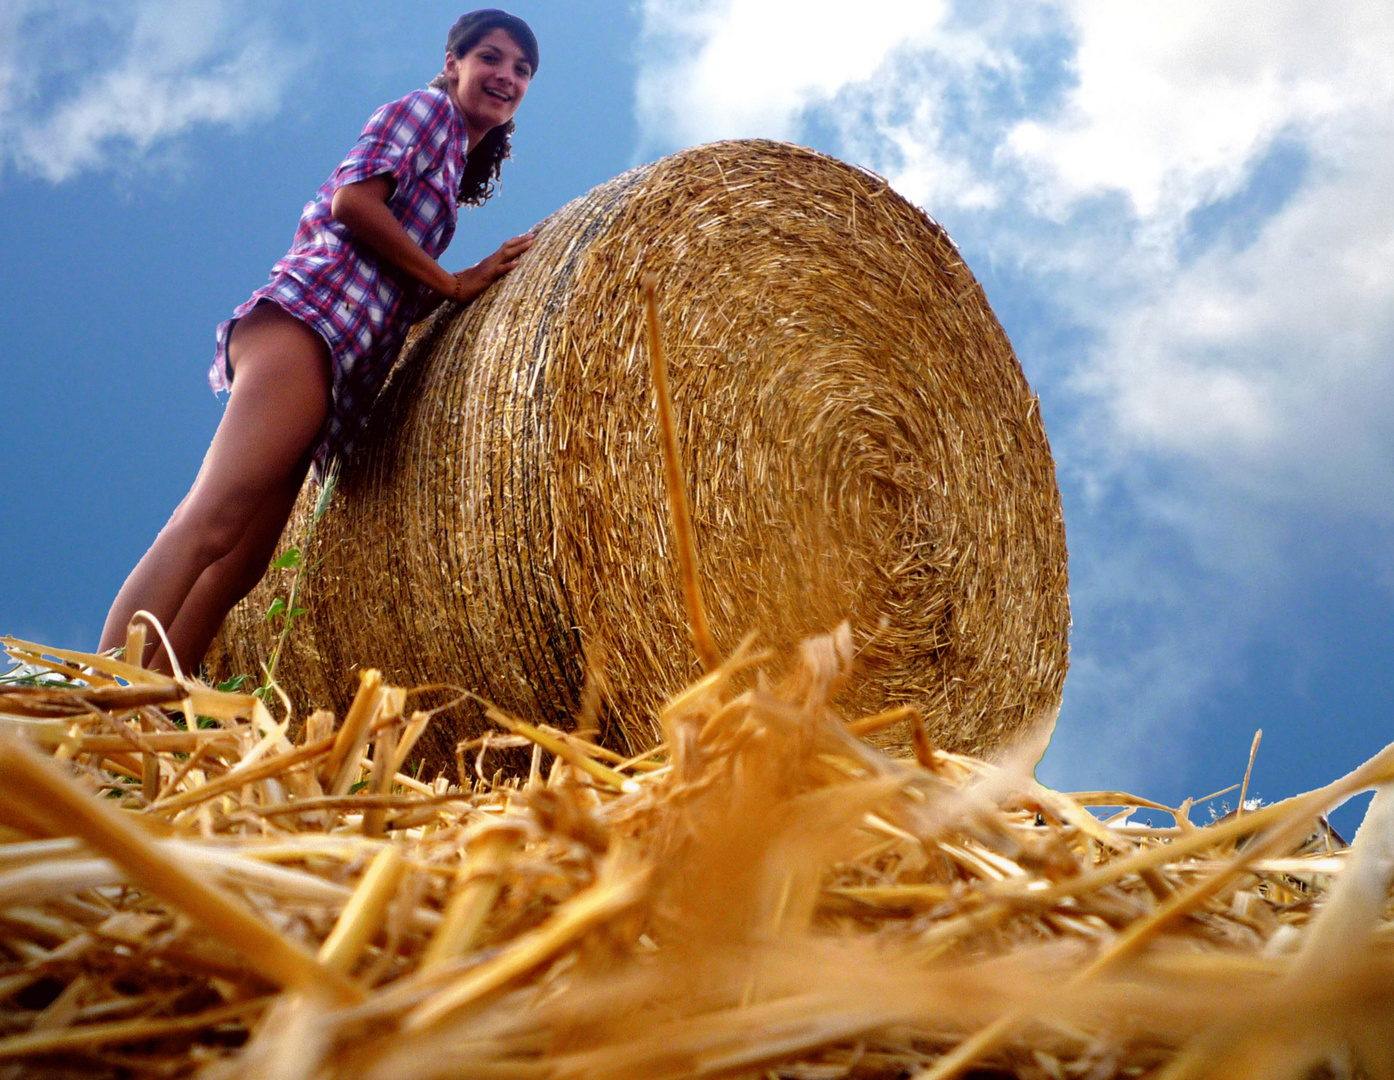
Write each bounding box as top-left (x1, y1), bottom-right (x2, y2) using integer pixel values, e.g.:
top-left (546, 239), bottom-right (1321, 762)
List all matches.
top-left (209, 140), bottom-right (1069, 764)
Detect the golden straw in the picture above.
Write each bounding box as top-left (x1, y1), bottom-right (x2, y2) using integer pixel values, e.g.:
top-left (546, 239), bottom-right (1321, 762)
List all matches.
top-left (642, 273), bottom-right (721, 673)
top-left (0, 737), bottom-right (362, 1004)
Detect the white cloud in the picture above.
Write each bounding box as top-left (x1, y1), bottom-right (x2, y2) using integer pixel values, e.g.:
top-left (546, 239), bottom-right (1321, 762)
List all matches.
top-left (0, 0), bottom-right (300, 182)
top-left (1010, 0), bottom-right (1394, 224)
top-left (637, 0), bottom-right (954, 146)
top-left (635, 0), bottom-right (1394, 790)
top-left (1081, 135), bottom-right (1394, 512)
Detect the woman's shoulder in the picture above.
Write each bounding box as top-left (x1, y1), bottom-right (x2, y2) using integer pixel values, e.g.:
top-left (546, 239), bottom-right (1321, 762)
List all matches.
top-left (361, 88), bottom-right (461, 157)
top-left (370, 86), bottom-right (454, 129)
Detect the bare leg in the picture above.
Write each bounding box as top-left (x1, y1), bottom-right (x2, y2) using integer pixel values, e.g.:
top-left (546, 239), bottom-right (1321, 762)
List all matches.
top-left (99, 302), bottom-right (331, 673)
top-left (152, 449), bottom-right (313, 673)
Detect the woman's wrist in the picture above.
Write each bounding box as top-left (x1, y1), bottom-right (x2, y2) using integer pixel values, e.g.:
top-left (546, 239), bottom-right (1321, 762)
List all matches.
top-left (450, 267), bottom-right (481, 303)
top-left (436, 268), bottom-right (466, 301)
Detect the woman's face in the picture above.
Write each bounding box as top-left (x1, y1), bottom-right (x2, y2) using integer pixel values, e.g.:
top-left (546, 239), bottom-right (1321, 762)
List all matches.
top-left (445, 27), bottom-right (533, 149)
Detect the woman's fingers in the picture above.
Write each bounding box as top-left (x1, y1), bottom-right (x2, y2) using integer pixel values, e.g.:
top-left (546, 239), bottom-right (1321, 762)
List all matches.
top-left (457, 234), bottom-right (534, 295)
top-left (489, 245), bottom-right (531, 276)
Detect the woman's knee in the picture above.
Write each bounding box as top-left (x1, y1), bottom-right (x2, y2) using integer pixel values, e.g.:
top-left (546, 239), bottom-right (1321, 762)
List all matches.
top-left (166, 493), bottom-right (259, 567)
top-left (213, 545), bottom-right (280, 608)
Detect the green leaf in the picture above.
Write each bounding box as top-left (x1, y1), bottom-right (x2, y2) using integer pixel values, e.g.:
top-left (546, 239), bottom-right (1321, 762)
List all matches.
top-left (0, 666), bottom-right (83, 689)
top-left (270, 548), bottom-right (302, 570)
top-left (288, 607), bottom-right (308, 619)
top-left (216, 674), bottom-right (251, 693)
top-left (196, 715), bottom-right (219, 730)
top-left (348, 780), bottom-right (370, 794)
top-left (264, 598), bottom-right (287, 623)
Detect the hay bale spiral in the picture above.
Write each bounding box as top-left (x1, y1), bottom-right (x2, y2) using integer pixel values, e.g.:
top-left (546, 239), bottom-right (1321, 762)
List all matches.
top-left (209, 140), bottom-right (1069, 766)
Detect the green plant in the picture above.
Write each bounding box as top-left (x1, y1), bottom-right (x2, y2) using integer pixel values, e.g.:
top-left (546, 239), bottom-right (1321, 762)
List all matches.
top-left (0, 663), bottom-right (84, 689)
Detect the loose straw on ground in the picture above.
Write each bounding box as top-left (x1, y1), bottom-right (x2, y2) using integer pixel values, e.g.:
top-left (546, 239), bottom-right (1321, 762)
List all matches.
top-left (2, 627), bottom-right (1389, 1078)
top-left (0, 736), bottom-right (361, 1005)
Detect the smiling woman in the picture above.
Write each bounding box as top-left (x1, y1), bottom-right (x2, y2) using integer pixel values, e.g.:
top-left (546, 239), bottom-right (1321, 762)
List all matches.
top-left (96, 9), bottom-right (541, 675)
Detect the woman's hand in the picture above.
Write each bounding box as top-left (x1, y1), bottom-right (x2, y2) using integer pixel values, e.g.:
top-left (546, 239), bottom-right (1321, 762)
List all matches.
top-left (330, 177), bottom-right (534, 308)
top-left (331, 177), bottom-right (466, 299)
top-left (447, 232), bottom-right (535, 304)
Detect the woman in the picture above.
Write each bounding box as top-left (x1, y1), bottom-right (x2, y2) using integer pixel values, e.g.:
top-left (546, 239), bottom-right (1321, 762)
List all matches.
top-left (99, 9), bottom-right (539, 674)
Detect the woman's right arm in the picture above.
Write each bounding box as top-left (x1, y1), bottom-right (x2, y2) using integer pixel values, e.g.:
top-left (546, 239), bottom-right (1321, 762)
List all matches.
top-left (331, 177), bottom-right (533, 305)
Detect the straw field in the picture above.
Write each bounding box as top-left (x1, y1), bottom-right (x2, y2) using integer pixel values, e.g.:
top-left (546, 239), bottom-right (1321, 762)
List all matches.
top-left (208, 140), bottom-right (1069, 769)
top-left (1, 628), bottom-right (1391, 1080)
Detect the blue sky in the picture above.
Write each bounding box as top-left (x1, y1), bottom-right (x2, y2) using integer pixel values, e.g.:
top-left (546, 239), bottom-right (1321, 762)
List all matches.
top-left (3, 1), bottom-right (1391, 833)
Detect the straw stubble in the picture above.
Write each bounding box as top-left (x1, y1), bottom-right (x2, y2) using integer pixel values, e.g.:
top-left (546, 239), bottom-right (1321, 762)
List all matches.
top-left (1, 632), bottom-right (1391, 1078)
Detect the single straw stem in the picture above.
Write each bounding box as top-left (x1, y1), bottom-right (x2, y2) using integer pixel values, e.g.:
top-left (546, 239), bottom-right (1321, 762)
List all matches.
top-left (123, 621), bottom-right (146, 673)
top-left (139, 713), bottom-right (160, 804)
top-left (325, 669), bottom-right (385, 795)
top-left (642, 274), bottom-right (721, 672)
top-left (317, 846), bottom-right (405, 974)
top-left (1237, 728), bottom-right (1262, 818)
top-left (405, 867), bottom-right (649, 1031)
top-left (362, 723), bottom-right (398, 839)
top-left (0, 996), bottom-right (271, 1061)
top-left (844, 705), bottom-right (919, 738)
top-left (420, 829), bottom-right (523, 971)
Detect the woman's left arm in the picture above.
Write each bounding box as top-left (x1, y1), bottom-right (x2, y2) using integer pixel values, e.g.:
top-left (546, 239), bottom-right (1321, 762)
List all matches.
top-left (331, 177), bottom-right (533, 305)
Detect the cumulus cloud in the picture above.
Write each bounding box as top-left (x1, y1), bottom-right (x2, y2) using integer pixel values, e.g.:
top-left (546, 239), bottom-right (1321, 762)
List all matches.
top-left (1009, 1), bottom-right (1394, 223)
top-left (637, 0), bottom-right (953, 146)
top-left (635, 0), bottom-right (1394, 789)
top-left (1028, 4), bottom-right (1394, 528)
top-left (0, 0), bottom-right (300, 182)
top-left (1084, 144), bottom-right (1394, 512)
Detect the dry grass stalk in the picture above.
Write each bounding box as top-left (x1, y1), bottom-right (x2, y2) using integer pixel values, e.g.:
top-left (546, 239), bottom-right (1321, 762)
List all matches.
top-left (643, 272), bottom-right (721, 673)
top-left (317, 847), bottom-right (405, 974)
top-left (484, 706), bottom-right (633, 792)
top-left (2, 631), bottom-right (1392, 1078)
top-left (420, 822), bottom-right (526, 971)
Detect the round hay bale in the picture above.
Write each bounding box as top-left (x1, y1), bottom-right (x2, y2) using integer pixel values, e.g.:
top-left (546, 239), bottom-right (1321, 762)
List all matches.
top-left (208, 139), bottom-right (1069, 768)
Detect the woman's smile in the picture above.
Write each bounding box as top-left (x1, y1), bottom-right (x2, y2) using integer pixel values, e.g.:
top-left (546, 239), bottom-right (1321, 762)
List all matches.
top-left (447, 27), bottom-right (532, 149)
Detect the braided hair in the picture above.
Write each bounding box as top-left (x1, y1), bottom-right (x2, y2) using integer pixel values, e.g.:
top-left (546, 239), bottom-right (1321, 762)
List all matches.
top-left (430, 9), bottom-right (539, 207)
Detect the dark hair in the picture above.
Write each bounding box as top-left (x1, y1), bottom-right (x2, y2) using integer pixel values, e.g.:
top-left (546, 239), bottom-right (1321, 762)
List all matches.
top-left (430, 9), bottom-right (539, 207)
top-left (446, 10), bottom-right (539, 74)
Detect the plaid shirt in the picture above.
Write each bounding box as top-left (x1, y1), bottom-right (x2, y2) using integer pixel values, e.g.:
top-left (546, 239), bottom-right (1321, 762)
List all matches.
top-left (210, 87), bottom-right (467, 474)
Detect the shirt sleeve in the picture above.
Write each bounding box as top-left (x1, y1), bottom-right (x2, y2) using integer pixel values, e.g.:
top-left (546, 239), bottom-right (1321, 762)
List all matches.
top-left (331, 91), bottom-right (441, 195)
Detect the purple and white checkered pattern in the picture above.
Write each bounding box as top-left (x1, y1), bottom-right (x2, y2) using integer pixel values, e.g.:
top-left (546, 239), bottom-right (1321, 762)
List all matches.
top-left (210, 87), bottom-right (467, 475)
